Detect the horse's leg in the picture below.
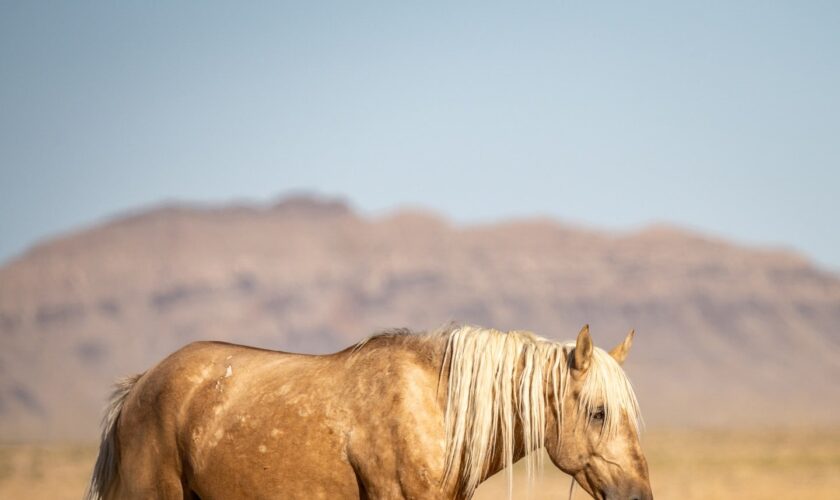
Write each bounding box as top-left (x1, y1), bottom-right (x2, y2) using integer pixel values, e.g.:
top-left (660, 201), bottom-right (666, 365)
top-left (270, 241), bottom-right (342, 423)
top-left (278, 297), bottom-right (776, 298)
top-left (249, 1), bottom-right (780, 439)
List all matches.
top-left (111, 405), bottom-right (191, 500)
top-left (112, 440), bottom-right (189, 500)
top-left (111, 477), bottom-right (188, 500)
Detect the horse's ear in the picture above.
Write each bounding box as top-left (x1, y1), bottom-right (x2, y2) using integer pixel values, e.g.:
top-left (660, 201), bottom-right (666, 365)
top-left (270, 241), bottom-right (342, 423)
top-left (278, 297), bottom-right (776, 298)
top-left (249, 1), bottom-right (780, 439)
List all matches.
top-left (609, 329), bottom-right (635, 365)
top-left (573, 324), bottom-right (593, 374)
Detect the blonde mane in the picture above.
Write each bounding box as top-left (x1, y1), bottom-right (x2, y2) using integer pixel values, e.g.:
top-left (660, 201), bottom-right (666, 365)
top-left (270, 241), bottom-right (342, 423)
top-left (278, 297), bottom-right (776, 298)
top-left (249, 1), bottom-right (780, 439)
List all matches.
top-left (441, 326), bottom-right (641, 498)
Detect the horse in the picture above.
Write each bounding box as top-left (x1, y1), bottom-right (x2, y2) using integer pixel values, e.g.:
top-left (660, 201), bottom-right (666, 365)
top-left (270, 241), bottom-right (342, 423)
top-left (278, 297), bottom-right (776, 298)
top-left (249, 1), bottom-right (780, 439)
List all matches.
top-left (85, 324), bottom-right (652, 499)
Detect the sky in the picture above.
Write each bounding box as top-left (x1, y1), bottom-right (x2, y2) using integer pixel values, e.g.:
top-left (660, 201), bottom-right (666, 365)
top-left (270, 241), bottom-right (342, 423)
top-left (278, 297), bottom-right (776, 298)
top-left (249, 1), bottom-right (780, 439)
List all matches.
top-left (1, 1), bottom-right (838, 269)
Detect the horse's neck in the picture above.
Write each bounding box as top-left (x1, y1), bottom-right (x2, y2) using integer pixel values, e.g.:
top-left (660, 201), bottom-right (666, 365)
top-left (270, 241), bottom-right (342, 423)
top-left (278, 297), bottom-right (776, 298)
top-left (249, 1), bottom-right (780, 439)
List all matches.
top-left (479, 416), bottom-right (531, 482)
top-left (433, 332), bottom-right (556, 496)
top-left (478, 359), bottom-right (551, 483)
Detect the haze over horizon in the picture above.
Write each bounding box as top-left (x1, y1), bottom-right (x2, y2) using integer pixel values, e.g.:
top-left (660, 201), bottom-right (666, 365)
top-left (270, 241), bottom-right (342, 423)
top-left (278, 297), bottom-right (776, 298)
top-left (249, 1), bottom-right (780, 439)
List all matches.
top-left (2, 2), bottom-right (839, 269)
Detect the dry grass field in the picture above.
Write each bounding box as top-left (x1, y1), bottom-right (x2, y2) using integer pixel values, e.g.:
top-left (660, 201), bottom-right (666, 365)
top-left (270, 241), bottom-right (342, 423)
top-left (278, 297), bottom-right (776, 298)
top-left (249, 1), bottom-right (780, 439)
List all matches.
top-left (477, 428), bottom-right (840, 499)
top-left (1, 428), bottom-right (838, 499)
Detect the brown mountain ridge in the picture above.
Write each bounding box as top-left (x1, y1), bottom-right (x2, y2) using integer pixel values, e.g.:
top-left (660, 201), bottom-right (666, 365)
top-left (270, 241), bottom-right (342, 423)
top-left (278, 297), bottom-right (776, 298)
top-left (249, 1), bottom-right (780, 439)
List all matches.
top-left (1, 195), bottom-right (839, 440)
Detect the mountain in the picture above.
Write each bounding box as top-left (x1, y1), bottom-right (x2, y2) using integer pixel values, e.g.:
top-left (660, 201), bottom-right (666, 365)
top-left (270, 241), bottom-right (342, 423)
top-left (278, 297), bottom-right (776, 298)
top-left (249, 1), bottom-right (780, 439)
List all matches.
top-left (1, 195), bottom-right (839, 440)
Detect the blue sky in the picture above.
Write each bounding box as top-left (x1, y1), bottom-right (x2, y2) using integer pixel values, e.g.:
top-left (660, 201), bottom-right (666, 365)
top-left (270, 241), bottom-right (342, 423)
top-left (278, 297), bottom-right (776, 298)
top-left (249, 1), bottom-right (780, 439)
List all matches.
top-left (1, 1), bottom-right (838, 269)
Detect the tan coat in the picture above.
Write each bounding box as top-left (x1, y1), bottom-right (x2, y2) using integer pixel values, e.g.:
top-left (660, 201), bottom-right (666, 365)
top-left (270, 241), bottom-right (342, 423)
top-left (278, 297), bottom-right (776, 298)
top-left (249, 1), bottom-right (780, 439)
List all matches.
top-left (86, 326), bottom-right (652, 499)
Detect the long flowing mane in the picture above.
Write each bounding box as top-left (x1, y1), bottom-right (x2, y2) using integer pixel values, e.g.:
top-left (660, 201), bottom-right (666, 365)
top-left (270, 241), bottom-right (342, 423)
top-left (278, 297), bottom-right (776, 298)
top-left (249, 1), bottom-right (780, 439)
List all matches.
top-left (440, 325), bottom-right (641, 498)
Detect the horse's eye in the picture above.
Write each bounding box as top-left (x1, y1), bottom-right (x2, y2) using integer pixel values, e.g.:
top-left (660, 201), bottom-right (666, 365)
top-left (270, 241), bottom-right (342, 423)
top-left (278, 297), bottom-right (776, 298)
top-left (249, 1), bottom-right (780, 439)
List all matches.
top-left (591, 408), bottom-right (605, 422)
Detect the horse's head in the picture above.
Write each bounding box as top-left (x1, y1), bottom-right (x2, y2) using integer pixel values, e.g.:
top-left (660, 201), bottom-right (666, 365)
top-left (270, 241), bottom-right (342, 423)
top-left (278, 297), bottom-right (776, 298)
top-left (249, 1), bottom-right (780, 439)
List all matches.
top-left (545, 325), bottom-right (652, 500)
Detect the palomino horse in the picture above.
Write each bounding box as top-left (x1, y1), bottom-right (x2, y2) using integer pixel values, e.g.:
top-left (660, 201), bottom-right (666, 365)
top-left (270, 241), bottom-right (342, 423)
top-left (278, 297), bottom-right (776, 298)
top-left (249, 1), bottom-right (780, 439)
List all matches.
top-left (86, 324), bottom-right (652, 499)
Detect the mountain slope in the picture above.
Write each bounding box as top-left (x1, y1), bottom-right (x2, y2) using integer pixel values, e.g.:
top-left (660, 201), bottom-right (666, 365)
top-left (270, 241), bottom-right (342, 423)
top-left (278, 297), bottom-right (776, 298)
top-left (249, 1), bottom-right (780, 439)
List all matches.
top-left (1, 196), bottom-right (838, 440)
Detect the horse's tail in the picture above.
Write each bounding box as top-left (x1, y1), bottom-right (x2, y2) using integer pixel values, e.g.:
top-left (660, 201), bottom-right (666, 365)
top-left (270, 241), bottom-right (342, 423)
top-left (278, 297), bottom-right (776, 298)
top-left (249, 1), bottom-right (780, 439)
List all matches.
top-left (85, 373), bottom-right (143, 500)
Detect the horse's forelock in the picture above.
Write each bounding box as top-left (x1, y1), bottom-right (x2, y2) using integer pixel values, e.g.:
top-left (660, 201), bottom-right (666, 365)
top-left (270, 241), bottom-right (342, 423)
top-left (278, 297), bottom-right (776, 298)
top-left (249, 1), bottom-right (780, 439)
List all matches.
top-left (568, 343), bottom-right (643, 440)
